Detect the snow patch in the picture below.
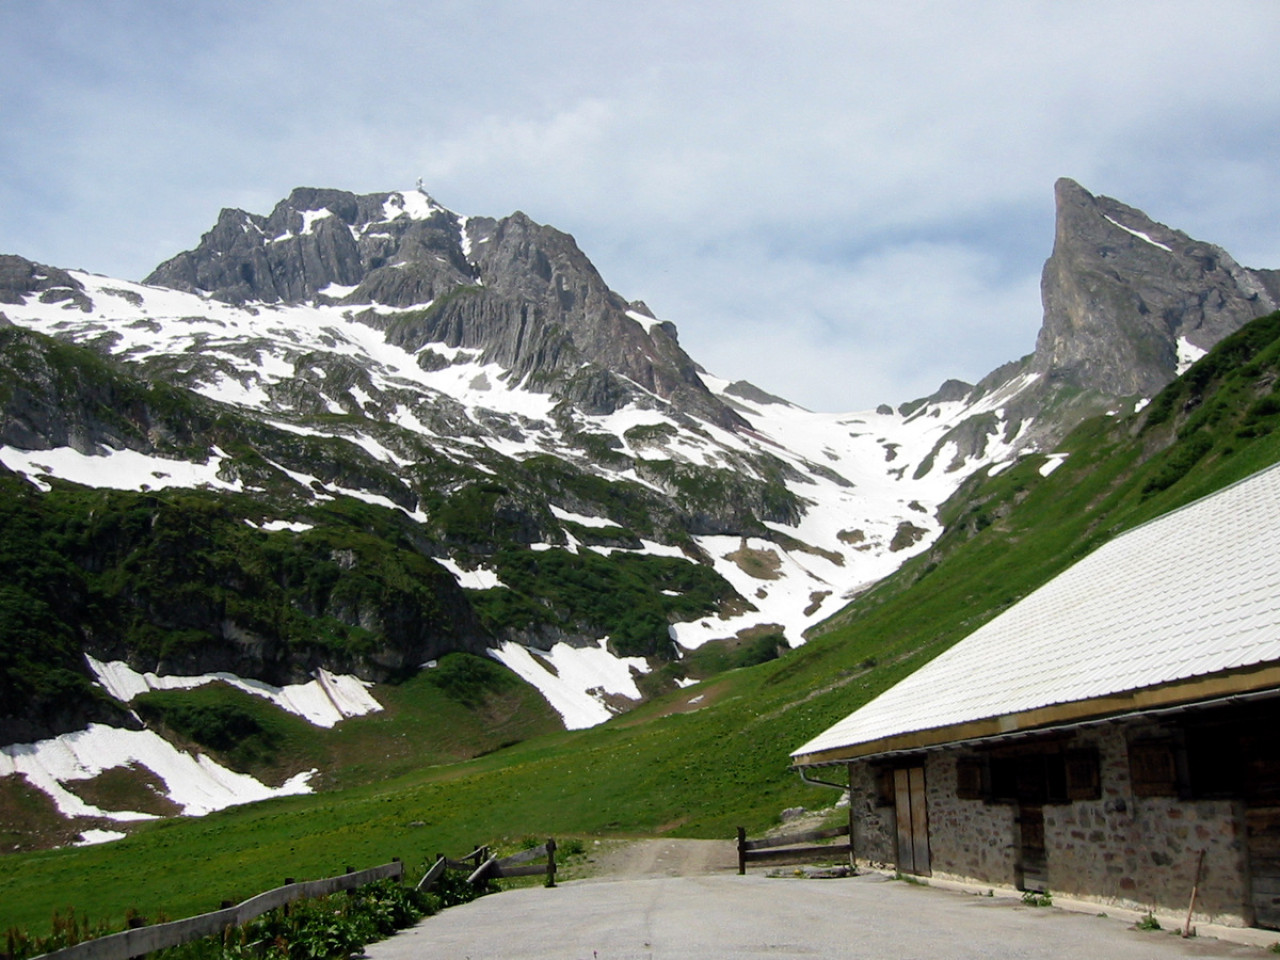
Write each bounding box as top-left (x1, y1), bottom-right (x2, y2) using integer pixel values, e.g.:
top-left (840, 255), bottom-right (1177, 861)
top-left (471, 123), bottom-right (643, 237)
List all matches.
top-left (435, 556), bottom-right (506, 590)
top-left (550, 505), bottom-right (621, 528)
top-left (1039, 454), bottom-right (1068, 477)
top-left (0, 724), bottom-right (314, 820)
top-left (626, 309), bottom-right (663, 334)
top-left (299, 209), bottom-right (332, 234)
top-left (384, 190), bottom-right (441, 221)
top-left (1177, 336), bottom-right (1208, 375)
top-left (1104, 215), bottom-right (1173, 253)
top-left (75, 829), bottom-right (127, 846)
top-left (489, 639), bottom-right (648, 730)
top-left (458, 215), bottom-right (472, 259)
top-left (319, 281), bottom-right (359, 298)
top-left (87, 657), bottom-right (382, 728)
top-left (253, 519), bottom-right (315, 533)
top-left (0, 446), bottom-right (241, 495)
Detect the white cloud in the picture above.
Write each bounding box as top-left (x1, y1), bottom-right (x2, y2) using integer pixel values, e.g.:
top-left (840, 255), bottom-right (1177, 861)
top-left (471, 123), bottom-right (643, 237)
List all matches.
top-left (652, 240), bottom-right (1043, 411)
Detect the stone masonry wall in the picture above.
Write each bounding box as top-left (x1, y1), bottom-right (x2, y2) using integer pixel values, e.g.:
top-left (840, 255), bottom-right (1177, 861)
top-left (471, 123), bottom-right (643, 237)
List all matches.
top-left (847, 762), bottom-right (896, 869)
top-left (849, 718), bottom-right (1250, 926)
top-left (924, 751), bottom-right (1020, 888)
top-left (1042, 723), bottom-right (1247, 926)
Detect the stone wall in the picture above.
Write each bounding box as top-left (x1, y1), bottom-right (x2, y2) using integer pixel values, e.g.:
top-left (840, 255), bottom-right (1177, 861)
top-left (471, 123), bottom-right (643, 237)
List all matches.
top-left (848, 717), bottom-right (1251, 926)
top-left (924, 751), bottom-right (1019, 888)
top-left (847, 761), bottom-right (896, 869)
top-left (1041, 723), bottom-right (1247, 925)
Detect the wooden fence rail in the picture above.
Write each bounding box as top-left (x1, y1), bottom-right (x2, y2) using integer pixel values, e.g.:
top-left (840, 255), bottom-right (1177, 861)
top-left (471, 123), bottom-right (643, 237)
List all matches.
top-left (468, 839), bottom-right (557, 887)
top-left (737, 824), bottom-right (853, 874)
top-left (31, 861), bottom-right (404, 960)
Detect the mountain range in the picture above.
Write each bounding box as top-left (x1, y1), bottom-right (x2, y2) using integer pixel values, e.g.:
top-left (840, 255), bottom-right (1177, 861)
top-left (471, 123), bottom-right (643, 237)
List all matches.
top-left (0, 176), bottom-right (1277, 851)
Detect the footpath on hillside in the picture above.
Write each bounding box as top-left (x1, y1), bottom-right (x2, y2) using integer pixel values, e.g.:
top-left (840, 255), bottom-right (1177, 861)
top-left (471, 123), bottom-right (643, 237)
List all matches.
top-left (365, 839), bottom-right (1275, 960)
top-left (570, 838), bottom-right (738, 879)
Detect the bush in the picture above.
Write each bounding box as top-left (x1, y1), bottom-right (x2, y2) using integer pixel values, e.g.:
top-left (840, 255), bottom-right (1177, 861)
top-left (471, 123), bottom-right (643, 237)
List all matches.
top-left (423, 653), bottom-right (517, 708)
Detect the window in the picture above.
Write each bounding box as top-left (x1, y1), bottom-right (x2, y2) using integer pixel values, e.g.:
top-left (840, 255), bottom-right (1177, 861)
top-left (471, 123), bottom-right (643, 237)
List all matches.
top-left (984, 743), bottom-right (1097, 804)
top-left (1064, 749), bottom-right (1101, 801)
top-left (956, 757), bottom-right (984, 800)
top-left (874, 766), bottom-right (895, 807)
top-left (1128, 739), bottom-right (1179, 796)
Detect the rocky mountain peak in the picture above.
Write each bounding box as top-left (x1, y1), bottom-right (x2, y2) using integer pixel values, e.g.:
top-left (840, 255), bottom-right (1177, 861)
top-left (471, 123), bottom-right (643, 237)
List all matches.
top-left (145, 187), bottom-right (745, 429)
top-left (888, 179), bottom-right (1280, 475)
top-left (1034, 177), bottom-right (1280, 397)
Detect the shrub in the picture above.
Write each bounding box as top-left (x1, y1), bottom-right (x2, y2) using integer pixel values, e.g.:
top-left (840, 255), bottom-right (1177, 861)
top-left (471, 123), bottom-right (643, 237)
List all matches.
top-left (1136, 911), bottom-right (1161, 931)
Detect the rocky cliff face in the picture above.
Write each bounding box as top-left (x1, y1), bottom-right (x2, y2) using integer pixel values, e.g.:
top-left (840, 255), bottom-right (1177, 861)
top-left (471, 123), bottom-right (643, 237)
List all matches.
top-left (1036, 178), bottom-right (1280, 397)
top-left (146, 188), bottom-right (744, 429)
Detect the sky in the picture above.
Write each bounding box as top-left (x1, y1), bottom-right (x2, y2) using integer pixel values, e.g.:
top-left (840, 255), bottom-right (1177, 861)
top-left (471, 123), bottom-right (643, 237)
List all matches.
top-left (3, 1), bottom-right (1279, 412)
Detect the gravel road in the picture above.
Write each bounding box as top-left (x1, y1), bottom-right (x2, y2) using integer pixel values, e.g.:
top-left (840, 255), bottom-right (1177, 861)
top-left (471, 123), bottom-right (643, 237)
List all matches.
top-left (367, 841), bottom-right (1275, 960)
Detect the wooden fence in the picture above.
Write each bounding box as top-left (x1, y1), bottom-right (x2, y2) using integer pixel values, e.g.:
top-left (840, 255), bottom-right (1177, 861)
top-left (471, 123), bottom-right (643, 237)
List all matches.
top-left (417, 842), bottom-right (492, 891)
top-left (737, 824), bottom-right (853, 874)
top-left (466, 839), bottom-right (557, 888)
top-left (32, 860), bottom-right (404, 960)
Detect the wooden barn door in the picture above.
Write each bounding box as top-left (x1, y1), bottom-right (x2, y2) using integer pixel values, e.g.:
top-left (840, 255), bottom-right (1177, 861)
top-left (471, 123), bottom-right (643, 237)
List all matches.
top-left (1246, 805), bottom-right (1280, 928)
top-left (1017, 803), bottom-right (1048, 893)
top-left (894, 766), bottom-right (931, 876)
top-left (1242, 718), bottom-right (1280, 928)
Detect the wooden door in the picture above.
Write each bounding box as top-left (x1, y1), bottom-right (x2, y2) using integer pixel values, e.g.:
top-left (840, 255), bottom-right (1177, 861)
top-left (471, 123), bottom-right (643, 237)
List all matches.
top-left (1247, 805), bottom-right (1280, 929)
top-left (893, 766), bottom-right (931, 876)
top-left (1244, 721), bottom-right (1280, 928)
top-left (1017, 803), bottom-right (1048, 892)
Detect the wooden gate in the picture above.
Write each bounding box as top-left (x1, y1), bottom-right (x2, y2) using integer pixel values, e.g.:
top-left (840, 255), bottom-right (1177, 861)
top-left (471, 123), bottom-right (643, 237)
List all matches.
top-left (893, 766), bottom-right (930, 876)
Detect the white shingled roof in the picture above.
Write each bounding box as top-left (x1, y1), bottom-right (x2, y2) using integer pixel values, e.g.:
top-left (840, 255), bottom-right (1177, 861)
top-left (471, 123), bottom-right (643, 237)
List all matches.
top-left (792, 461), bottom-right (1280, 763)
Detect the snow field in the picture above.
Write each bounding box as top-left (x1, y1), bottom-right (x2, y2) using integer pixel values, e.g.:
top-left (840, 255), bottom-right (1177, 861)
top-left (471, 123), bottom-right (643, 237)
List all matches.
top-left (435, 556), bottom-right (506, 590)
top-left (0, 658), bottom-right (385, 840)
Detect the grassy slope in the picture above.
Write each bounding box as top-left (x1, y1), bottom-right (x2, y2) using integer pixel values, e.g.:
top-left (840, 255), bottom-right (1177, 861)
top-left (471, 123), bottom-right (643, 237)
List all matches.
top-left (6, 313), bottom-right (1280, 936)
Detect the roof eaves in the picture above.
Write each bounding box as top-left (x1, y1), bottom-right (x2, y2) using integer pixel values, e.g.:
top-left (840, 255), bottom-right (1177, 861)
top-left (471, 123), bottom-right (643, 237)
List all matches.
top-left (790, 660), bottom-right (1280, 767)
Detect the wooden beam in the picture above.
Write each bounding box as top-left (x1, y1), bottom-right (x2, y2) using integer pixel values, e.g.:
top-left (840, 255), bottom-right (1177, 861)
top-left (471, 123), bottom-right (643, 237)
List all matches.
top-left (743, 845), bottom-right (853, 866)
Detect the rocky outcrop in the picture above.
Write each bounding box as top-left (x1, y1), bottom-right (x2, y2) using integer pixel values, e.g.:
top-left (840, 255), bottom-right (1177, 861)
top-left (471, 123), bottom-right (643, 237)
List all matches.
top-left (900, 179), bottom-right (1280, 474)
top-left (1036, 178), bottom-right (1279, 397)
top-left (146, 188), bottom-right (472, 307)
top-left (146, 188), bottom-right (744, 430)
top-left (0, 325), bottom-right (205, 454)
top-left (0, 255), bottom-right (93, 312)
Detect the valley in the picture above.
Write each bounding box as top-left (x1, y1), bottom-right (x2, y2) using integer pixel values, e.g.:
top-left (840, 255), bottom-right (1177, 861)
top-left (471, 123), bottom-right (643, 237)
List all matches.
top-left (1, 178), bottom-right (1279, 939)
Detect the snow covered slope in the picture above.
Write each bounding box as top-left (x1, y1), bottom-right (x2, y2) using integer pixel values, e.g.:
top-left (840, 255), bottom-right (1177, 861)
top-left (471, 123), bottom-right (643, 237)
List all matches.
top-left (0, 256), bottom-right (1042, 731)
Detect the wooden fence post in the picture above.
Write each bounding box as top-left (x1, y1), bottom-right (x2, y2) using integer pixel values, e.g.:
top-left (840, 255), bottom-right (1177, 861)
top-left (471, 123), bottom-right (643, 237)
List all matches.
top-left (847, 788), bottom-right (857, 873)
top-left (737, 827), bottom-right (746, 875)
top-left (545, 838), bottom-right (557, 888)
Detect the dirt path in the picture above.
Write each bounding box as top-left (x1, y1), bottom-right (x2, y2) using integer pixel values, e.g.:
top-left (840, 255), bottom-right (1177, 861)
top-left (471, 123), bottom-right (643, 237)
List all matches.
top-left (573, 838), bottom-right (737, 880)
